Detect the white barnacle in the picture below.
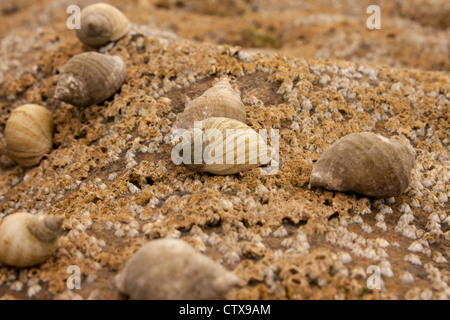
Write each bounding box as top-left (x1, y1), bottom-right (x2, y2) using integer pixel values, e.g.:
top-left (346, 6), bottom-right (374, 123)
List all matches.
top-left (273, 226), bottom-right (288, 238)
top-left (379, 205), bottom-right (393, 215)
top-left (361, 223), bottom-right (372, 234)
top-left (432, 252), bottom-right (447, 264)
top-left (404, 253), bottom-right (422, 266)
top-left (337, 251), bottom-right (352, 264)
top-left (375, 238), bottom-right (390, 248)
top-left (10, 280), bottom-right (23, 292)
top-left (375, 221), bottom-right (387, 232)
top-left (408, 241), bottom-right (423, 253)
top-left (351, 215), bottom-right (364, 225)
top-left (399, 272), bottom-right (414, 284)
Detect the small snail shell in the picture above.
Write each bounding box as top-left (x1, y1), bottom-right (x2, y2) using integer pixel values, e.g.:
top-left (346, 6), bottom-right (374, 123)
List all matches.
top-left (76, 3), bottom-right (130, 47)
top-left (54, 52), bottom-right (127, 108)
top-left (172, 117), bottom-right (273, 175)
top-left (176, 78), bottom-right (246, 129)
top-left (0, 212), bottom-right (64, 267)
top-left (310, 132), bottom-right (416, 198)
top-left (115, 239), bottom-right (240, 300)
top-left (4, 104), bottom-right (53, 168)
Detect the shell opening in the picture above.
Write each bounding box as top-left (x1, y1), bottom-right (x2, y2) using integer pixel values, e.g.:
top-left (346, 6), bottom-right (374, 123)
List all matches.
top-left (54, 74), bottom-right (86, 105)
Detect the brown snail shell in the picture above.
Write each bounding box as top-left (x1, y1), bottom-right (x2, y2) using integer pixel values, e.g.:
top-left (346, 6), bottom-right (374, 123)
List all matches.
top-left (310, 132), bottom-right (416, 198)
top-left (115, 239), bottom-right (240, 300)
top-left (0, 212), bottom-right (64, 267)
top-left (76, 3), bottom-right (130, 47)
top-left (54, 52), bottom-right (127, 108)
top-left (4, 104), bottom-right (53, 168)
top-left (176, 78), bottom-right (246, 129)
top-left (171, 117), bottom-right (273, 175)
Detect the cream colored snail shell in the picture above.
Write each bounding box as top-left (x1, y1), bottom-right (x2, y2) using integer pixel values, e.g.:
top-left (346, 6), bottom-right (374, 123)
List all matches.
top-left (76, 3), bottom-right (130, 47)
top-left (54, 52), bottom-right (127, 108)
top-left (176, 77), bottom-right (246, 129)
top-left (172, 117), bottom-right (273, 175)
top-left (0, 212), bottom-right (64, 267)
top-left (115, 239), bottom-right (240, 300)
top-left (310, 132), bottom-right (416, 198)
top-left (4, 104), bottom-right (53, 168)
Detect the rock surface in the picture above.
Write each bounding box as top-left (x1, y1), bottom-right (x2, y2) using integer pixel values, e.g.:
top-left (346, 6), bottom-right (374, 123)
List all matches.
top-left (0, 0), bottom-right (448, 300)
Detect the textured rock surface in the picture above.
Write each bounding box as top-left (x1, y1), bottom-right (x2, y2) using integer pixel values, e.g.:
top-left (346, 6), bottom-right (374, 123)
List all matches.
top-left (0, 0), bottom-right (448, 300)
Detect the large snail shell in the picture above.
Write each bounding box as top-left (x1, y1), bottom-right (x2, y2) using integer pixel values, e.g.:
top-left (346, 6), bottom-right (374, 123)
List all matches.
top-left (310, 132), bottom-right (416, 198)
top-left (172, 117), bottom-right (273, 175)
top-left (115, 239), bottom-right (240, 300)
top-left (54, 52), bottom-right (127, 108)
top-left (0, 212), bottom-right (63, 267)
top-left (4, 104), bottom-right (53, 168)
top-left (76, 3), bottom-right (130, 47)
top-left (176, 78), bottom-right (246, 129)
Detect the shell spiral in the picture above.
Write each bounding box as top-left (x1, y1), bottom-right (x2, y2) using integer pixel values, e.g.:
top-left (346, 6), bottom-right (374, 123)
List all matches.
top-left (176, 78), bottom-right (246, 129)
top-left (115, 239), bottom-right (240, 300)
top-left (0, 212), bottom-right (63, 267)
top-left (54, 52), bottom-right (127, 108)
top-left (310, 132), bottom-right (416, 198)
top-left (76, 3), bottom-right (130, 47)
top-left (4, 104), bottom-right (53, 168)
top-left (172, 117), bottom-right (273, 175)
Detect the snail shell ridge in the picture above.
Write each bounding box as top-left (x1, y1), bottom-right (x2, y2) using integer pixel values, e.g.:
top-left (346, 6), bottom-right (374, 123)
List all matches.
top-left (176, 78), bottom-right (246, 129)
top-left (310, 132), bottom-right (416, 198)
top-left (4, 104), bottom-right (53, 168)
top-left (54, 52), bottom-right (127, 107)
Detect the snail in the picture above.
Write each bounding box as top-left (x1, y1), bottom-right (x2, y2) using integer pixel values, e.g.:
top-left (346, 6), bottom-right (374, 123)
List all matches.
top-left (4, 104), bottom-right (53, 168)
top-left (0, 212), bottom-right (64, 267)
top-left (115, 239), bottom-right (240, 300)
top-left (171, 117), bottom-right (274, 175)
top-left (54, 52), bottom-right (127, 108)
top-left (176, 78), bottom-right (246, 129)
top-left (76, 3), bottom-right (130, 47)
top-left (310, 132), bottom-right (416, 198)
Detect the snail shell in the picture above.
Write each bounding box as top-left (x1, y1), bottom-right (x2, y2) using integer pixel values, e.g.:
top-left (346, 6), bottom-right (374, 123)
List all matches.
top-left (54, 52), bottom-right (127, 108)
top-left (4, 104), bottom-right (53, 168)
top-left (310, 132), bottom-right (416, 198)
top-left (0, 212), bottom-right (64, 267)
top-left (76, 3), bottom-right (130, 47)
top-left (115, 239), bottom-right (240, 300)
top-left (176, 78), bottom-right (246, 129)
top-left (172, 117), bottom-right (273, 175)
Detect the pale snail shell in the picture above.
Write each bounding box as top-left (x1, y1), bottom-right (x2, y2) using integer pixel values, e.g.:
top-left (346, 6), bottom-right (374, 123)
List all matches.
top-left (172, 117), bottom-right (273, 175)
top-left (76, 3), bottom-right (130, 47)
top-left (176, 77), bottom-right (246, 129)
top-left (115, 239), bottom-right (240, 300)
top-left (0, 212), bottom-right (64, 267)
top-left (4, 104), bottom-right (53, 168)
top-left (54, 52), bottom-right (127, 108)
top-left (310, 132), bottom-right (416, 198)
